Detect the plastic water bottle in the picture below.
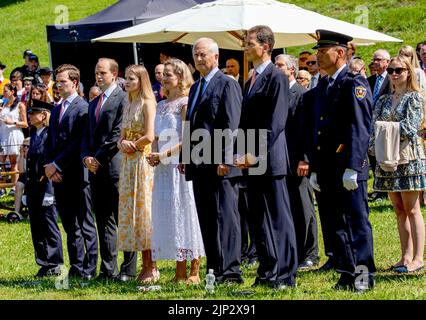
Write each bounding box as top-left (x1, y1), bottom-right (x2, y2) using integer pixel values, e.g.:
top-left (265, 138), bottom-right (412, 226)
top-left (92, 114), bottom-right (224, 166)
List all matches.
top-left (205, 269), bottom-right (215, 294)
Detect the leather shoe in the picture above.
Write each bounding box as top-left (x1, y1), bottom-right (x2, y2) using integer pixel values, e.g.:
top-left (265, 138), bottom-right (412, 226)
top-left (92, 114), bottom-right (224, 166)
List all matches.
top-left (298, 259), bottom-right (318, 270)
top-left (334, 273), bottom-right (375, 292)
top-left (119, 274), bottom-right (136, 282)
top-left (216, 276), bottom-right (244, 285)
top-left (35, 266), bottom-right (61, 278)
top-left (316, 259), bottom-right (335, 272)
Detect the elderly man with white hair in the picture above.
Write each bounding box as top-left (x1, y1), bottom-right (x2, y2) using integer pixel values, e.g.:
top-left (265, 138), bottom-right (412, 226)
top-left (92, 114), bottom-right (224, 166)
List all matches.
top-left (179, 37), bottom-right (244, 284)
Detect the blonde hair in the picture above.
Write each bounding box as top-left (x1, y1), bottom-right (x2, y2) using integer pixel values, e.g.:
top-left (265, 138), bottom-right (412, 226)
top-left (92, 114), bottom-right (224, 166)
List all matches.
top-left (42, 110), bottom-right (51, 127)
top-left (124, 65), bottom-right (156, 124)
top-left (389, 55), bottom-right (420, 93)
top-left (125, 64), bottom-right (156, 103)
top-left (399, 45), bottom-right (421, 69)
top-left (163, 58), bottom-right (194, 97)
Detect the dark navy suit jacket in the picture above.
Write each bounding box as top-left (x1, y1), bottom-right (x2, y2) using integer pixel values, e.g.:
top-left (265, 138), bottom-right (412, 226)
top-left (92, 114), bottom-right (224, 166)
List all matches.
top-left (239, 62), bottom-right (290, 176)
top-left (26, 127), bottom-right (54, 205)
top-left (286, 82), bottom-right (307, 173)
top-left (81, 86), bottom-right (126, 180)
top-left (45, 95), bottom-right (88, 184)
top-left (183, 69), bottom-right (242, 181)
top-left (311, 67), bottom-right (373, 183)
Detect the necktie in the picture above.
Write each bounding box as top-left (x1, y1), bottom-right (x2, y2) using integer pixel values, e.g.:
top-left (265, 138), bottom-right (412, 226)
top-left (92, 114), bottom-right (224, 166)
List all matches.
top-left (248, 71), bottom-right (258, 92)
top-left (310, 75), bottom-right (317, 89)
top-left (373, 75), bottom-right (383, 102)
top-left (189, 78), bottom-right (206, 118)
top-left (326, 77), bottom-right (334, 95)
top-left (58, 100), bottom-right (66, 123)
top-left (95, 93), bottom-right (105, 122)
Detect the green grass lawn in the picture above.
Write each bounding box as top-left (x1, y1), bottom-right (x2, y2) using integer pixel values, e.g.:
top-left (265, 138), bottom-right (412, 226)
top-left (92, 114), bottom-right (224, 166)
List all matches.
top-left (0, 0), bottom-right (425, 74)
top-left (1, 191), bottom-right (425, 300)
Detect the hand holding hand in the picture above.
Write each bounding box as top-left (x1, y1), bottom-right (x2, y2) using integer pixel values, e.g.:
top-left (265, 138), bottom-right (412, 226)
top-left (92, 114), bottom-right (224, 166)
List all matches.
top-left (84, 157), bottom-right (100, 173)
top-left (233, 153), bottom-right (258, 169)
top-left (44, 163), bottom-right (57, 179)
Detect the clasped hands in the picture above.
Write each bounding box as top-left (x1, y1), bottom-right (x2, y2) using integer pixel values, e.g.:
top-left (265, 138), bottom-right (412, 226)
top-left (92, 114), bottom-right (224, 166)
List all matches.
top-left (118, 139), bottom-right (139, 154)
top-left (309, 168), bottom-right (358, 192)
top-left (84, 157), bottom-right (100, 174)
top-left (44, 163), bottom-right (63, 183)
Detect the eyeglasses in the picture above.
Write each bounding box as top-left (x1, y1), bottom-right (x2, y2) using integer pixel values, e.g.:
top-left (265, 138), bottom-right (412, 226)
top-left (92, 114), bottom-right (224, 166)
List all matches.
top-left (386, 67), bottom-right (407, 75)
top-left (299, 67), bottom-right (309, 71)
top-left (306, 61), bottom-right (317, 66)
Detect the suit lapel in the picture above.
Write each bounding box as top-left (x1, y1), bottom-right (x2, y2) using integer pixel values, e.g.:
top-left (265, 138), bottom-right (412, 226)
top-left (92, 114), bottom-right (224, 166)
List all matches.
top-left (245, 63), bottom-right (272, 99)
top-left (60, 96), bottom-right (79, 125)
top-left (191, 71), bottom-right (222, 124)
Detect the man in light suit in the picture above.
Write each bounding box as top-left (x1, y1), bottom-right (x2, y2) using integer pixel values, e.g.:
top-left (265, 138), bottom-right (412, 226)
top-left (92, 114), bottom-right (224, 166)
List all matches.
top-left (45, 64), bottom-right (98, 279)
top-left (81, 58), bottom-right (137, 281)
top-left (179, 37), bottom-right (243, 284)
top-left (236, 25), bottom-right (298, 289)
top-left (275, 54), bottom-right (319, 270)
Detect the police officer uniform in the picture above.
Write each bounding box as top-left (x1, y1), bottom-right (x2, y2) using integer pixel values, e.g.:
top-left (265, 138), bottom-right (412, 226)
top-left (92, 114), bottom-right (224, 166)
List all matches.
top-left (26, 99), bottom-right (63, 277)
top-left (310, 30), bottom-right (376, 291)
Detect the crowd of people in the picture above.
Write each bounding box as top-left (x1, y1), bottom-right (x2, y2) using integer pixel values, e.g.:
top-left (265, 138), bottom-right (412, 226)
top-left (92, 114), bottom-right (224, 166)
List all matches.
top-left (0, 25), bottom-right (426, 293)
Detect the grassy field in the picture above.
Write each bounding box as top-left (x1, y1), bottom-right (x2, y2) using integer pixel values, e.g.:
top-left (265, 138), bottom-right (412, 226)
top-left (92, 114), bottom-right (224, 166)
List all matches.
top-left (1, 191), bottom-right (425, 300)
top-left (0, 0), bottom-right (425, 75)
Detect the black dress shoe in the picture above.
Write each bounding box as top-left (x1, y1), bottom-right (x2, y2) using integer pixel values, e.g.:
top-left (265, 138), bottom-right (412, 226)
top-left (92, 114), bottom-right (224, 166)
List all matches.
top-left (298, 259), bottom-right (318, 270)
top-left (216, 276), bottom-right (244, 285)
top-left (316, 259), bottom-right (335, 272)
top-left (35, 266), bottom-right (61, 278)
top-left (334, 273), bottom-right (375, 292)
top-left (119, 274), bottom-right (136, 282)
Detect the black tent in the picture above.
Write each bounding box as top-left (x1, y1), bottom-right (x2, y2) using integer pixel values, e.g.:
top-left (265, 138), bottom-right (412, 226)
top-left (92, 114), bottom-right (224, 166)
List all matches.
top-left (46, 0), bottom-right (213, 94)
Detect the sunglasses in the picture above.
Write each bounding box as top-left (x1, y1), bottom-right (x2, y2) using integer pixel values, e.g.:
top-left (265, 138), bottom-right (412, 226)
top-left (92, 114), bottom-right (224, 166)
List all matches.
top-left (22, 145), bottom-right (30, 148)
top-left (297, 77), bottom-right (309, 81)
top-left (306, 61), bottom-right (317, 66)
top-left (386, 67), bottom-right (407, 75)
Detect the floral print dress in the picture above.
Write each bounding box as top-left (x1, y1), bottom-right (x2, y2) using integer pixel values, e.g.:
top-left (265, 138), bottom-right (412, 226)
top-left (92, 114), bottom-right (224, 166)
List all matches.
top-left (370, 91), bottom-right (426, 192)
top-left (118, 101), bottom-right (154, 251)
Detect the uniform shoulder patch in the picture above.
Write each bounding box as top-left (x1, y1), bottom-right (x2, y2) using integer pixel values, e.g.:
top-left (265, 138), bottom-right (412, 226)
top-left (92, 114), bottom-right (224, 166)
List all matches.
top-left (355, 85), bottom-right (367, 100)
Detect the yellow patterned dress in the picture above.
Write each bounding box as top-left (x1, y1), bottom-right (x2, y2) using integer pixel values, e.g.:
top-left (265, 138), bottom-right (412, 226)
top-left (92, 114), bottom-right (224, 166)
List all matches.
top-left (118, 102), bottom-right (154, 251)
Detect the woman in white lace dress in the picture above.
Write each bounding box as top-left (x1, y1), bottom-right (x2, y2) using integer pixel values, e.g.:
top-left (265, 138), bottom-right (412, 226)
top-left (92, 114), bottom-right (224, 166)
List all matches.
top-left (147, 58), bottom-right (205, 284)
top-left (0, 84), bottom-right (28, 194)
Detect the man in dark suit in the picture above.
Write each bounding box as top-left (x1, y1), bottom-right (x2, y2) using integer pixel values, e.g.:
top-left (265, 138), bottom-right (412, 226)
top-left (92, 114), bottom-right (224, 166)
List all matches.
top-left (45, 64), bottom-right (98, 279)
top-left (235, 25), bottom-right (298, 289)
top-left (367, 49), bottom-right (391, 202)
top-left (309, 30), bottom-right (376, 292)
top-left (226, 58), bottom-right (243, 89)
top-left (81, 58), bottom-right (137, 281)
top-left (275, 53), bottom-right (319, 270)
top-left (299, 76), bottom-right (337, 272)
top-left (179, 37), bottom-right (243, 284)
top-left (26, 99), bottom-right (63, 277)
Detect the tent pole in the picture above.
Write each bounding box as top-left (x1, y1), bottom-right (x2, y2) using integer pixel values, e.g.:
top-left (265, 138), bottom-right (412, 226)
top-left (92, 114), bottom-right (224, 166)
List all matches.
top-left (133, 43), bottom-right (138, 64)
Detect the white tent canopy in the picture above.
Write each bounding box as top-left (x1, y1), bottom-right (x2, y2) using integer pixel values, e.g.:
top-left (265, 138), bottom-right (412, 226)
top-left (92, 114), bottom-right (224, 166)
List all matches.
top-left (94, 0), bottom-right (402, 50)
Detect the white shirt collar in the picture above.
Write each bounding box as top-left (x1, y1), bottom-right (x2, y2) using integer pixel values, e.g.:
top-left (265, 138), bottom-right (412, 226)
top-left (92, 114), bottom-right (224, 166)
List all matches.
top-left (330, 64), bottom-right (347, 81)
top-left (202, 67), bottom-right (220, 83)
top-left (255, 60), bottom-right (272, 76)
top-left (102, 83), bottom-right (117, 99)
top-left (64, 91), bottom-right (79, 105)
top-left (289, 79), bottom-right (297, 89)
top-left (36, 127), bottom-right (46, 136)
top-left (378, 70), bottom-right (387, 78)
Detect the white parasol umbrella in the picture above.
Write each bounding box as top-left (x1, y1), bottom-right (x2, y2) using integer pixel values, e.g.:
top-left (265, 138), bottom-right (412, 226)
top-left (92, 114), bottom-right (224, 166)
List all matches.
top-left (93, 0), bottom-right (402, 49)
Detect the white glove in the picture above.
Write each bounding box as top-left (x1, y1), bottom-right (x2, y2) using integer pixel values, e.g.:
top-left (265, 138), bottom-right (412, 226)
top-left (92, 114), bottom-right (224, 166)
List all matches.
top-left (309, 172), bottom-right (321, 192)
top-left (342, 168), bottom-right (358, 191)
top-left (42, 193), bottom-right (55, 207)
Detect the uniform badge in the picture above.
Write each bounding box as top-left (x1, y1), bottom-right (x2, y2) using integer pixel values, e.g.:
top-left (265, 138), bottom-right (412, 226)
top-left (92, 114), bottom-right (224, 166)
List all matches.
top-left (355, 86), bottom-right (367, 100)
